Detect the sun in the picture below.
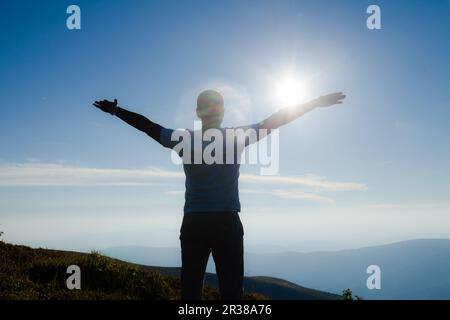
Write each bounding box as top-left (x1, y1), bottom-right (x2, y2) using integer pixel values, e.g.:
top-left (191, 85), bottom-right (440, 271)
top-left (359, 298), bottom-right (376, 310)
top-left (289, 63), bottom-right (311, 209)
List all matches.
top-left (274, 75), bottom-right (307, 108)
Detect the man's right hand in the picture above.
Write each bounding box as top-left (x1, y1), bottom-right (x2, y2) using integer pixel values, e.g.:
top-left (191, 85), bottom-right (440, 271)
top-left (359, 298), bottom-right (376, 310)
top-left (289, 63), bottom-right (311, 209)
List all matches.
top-left (93, 99), bottom-right (118, 115)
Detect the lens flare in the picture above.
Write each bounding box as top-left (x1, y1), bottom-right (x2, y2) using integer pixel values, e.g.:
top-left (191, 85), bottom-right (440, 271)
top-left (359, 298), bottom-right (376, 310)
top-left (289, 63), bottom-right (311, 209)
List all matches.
top-left (275, 76), bottom-right (307, 108)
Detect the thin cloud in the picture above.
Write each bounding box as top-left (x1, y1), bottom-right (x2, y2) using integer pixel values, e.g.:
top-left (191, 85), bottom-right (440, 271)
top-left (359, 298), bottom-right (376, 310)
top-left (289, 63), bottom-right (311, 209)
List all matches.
top-left (240, 188), bottom-right (334, 203)
top-left (0, 163), bottom-right (367, 193)
top-left (167, 190), bottom-right (184, 195)
top-left (241, 173), bottom-right (367, 191)
top-left (272, 189), bottom-right (334, 203)
top-left (0, 163), bottom-right (183, 187)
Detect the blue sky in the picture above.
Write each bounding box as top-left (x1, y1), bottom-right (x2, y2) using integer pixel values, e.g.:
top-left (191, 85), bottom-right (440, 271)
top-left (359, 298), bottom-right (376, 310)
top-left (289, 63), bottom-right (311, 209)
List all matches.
top-left (1, 0), bottom-right (450, 252)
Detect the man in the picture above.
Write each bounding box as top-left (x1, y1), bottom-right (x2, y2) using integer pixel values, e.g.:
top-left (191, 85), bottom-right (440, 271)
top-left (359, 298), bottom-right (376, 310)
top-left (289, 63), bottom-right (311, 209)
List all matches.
top-left (93, 89), bottom-right (345, 299)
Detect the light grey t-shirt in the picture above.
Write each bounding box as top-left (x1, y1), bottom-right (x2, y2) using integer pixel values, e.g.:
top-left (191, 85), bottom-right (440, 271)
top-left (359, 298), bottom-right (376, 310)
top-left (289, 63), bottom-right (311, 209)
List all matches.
top-left (160, 126), bottom-right (258, 214)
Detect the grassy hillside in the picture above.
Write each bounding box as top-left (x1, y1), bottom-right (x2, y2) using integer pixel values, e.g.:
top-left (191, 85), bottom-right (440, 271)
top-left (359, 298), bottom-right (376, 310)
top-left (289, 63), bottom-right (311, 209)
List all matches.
top-left (0, 241), bottom-right (340, 300)
top-left (0, 241), bottom-right (264, 300)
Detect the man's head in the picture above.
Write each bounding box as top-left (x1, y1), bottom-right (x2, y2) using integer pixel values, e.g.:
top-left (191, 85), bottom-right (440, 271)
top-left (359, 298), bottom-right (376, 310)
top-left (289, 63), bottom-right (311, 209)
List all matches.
top-left (196, 89), bottom-right (224, 128)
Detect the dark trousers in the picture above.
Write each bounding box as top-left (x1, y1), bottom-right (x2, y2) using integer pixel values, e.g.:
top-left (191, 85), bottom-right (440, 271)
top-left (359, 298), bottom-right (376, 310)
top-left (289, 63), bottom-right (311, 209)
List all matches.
top-left (179, 211), bottom-right (244, 300)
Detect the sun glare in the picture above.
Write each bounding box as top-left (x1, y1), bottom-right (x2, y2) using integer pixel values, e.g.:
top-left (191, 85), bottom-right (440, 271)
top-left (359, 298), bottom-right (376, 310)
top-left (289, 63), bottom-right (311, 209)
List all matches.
top-left (275, 76), bottom-right (307, 108)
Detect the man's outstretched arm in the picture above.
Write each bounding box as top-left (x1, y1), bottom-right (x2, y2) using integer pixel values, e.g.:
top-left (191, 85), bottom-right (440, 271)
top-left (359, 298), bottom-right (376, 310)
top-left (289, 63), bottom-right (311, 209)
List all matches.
top-left (257, 92), bottom-right (346, 130)
top-left (93, 99), bottom-right (163, 143)
top-left (237, 92), bottom-right (345, 145)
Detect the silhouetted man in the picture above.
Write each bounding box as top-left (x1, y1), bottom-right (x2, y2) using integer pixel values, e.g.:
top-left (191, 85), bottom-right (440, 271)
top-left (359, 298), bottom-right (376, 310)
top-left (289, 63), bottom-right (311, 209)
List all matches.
top-left (93, 90), bottom-right (345, 299)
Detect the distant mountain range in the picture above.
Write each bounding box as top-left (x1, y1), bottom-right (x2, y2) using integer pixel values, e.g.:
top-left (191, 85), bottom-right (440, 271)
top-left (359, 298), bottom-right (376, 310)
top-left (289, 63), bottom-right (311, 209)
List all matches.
top-left (102, 239), bottom-right (450, 299)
